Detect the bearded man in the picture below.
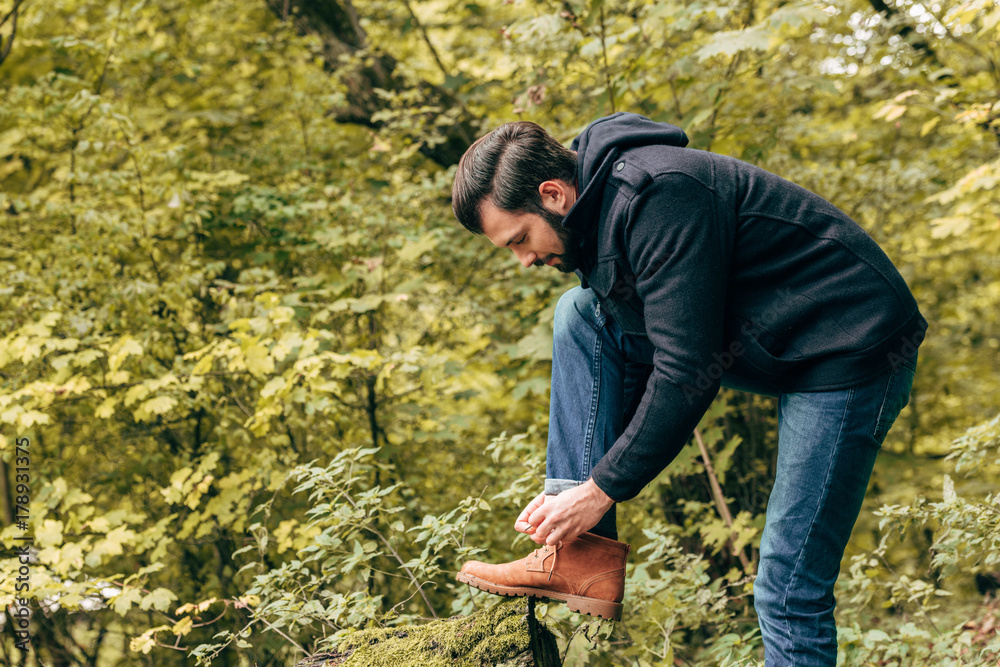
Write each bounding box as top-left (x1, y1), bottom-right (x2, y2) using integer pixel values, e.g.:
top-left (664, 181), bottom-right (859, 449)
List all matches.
top-left (450, 113), bottom-right (925, 666)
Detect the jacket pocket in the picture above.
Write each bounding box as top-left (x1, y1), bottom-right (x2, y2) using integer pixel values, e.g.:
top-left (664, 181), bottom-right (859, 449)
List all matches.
top-left (737, 318), bottom-right (806, 379)
top-left (592, 260), bottom-right (647, 336)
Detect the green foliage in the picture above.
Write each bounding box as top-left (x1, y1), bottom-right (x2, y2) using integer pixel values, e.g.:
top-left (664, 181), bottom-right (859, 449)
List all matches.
top-left (838, 414), bottom-right (1000, 665)
top-left (178, 446), bottom-right (493, 662)
top-left (619, 529), bottom-right (756, 665)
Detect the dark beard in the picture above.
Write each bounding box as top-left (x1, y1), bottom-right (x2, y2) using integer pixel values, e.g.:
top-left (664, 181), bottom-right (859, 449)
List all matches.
top-left (540, 208), bottom-right (586, 273)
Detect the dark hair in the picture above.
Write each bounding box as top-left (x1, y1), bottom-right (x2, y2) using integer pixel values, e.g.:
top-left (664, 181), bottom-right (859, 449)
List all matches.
top-left (451, 121), bottom-right (577, 234)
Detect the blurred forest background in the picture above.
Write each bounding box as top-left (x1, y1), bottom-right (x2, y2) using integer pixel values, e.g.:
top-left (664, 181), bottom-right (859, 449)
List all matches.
top-left (1, 0), bottom-right (999, 664)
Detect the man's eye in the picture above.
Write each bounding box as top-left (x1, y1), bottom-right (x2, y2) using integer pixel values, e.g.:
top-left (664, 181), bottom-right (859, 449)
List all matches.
top-left (516, 236), bottom-right (526, 245)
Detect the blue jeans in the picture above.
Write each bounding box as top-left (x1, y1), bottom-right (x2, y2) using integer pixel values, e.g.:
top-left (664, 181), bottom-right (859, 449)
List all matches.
top-left (545, 286), bottom-right (916, 665)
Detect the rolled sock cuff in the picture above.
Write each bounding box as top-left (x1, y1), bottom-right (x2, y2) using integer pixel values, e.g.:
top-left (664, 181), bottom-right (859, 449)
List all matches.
top-left (545, 478), bottom-right (582, 495)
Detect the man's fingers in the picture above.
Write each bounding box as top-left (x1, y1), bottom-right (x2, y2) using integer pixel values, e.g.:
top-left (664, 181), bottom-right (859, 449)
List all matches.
top-left (528, 516), bottom-right (550, 544)
top-left (528, 491), bottom-right (546, 511)
top-left (514, 492), bottom-right (547, 533)
top-left (522, 507), bottom-right (552, 544)
top-left (534, 519), bottom-right (563, 546)
top-left (527, 503), bottom-right (548, 530)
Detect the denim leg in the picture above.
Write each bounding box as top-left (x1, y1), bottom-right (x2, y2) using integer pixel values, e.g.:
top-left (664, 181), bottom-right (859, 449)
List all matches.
top-left (546, 286), bottom-right (653, 540)
top-left (754, 357), bottom-right (917, 665)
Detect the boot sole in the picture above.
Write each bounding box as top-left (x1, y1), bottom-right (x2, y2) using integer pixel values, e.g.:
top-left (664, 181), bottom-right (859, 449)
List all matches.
top-left (456, 571), bottom-right (623, 621)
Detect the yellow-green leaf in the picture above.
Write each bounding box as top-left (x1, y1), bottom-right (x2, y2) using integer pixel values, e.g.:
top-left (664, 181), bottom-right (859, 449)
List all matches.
top-left (112, 587), bottom-right (143, 616)
top-left (245, 342), bottom-right (274, 377)
top-left (140, 588), bottom-right (179, 612)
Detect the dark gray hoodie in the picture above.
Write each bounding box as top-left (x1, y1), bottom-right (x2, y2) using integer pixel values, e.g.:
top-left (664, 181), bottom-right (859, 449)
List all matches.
top-left (563, 113), bottom-right (927, 502)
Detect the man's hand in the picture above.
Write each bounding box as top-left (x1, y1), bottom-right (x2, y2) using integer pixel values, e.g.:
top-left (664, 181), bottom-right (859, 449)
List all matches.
top-left (513, 479), bottom-right (615, 546)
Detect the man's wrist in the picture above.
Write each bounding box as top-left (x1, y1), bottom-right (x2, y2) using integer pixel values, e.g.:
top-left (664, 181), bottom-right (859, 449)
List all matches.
top-left (585, 478), bottom-right (616, 510)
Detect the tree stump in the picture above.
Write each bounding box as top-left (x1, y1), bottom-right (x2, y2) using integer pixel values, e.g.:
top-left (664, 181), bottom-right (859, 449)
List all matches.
top-left (295, 598), bottom-right (561, 667)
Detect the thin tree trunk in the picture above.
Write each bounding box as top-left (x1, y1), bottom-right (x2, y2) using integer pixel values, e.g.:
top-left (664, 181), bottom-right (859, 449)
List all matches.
top-left (266, 0), bottom-right (477, 166)
top-left (694, 428), bottom-right (754, 573)
top-left (0, 456), bottom-right (13, 526)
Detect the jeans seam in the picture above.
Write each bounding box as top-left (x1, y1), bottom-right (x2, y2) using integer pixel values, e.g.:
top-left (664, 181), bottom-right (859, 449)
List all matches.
top-left (872, 369), bottom-right (895, 443)
top-left (872, 363), bottom-right (913, 444)
top-left (778, 386), bottom-right (854, 650)
top-left (581, 334), bottom-right (602, 482)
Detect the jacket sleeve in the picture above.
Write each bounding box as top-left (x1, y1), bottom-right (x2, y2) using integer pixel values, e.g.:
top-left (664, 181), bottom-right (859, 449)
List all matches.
top-left (590, 173), bottom-right (729, 502)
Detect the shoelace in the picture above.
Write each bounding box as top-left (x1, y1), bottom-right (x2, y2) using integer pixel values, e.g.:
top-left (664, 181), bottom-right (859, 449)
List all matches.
top-left (532, 542), bottom-right (563, 581)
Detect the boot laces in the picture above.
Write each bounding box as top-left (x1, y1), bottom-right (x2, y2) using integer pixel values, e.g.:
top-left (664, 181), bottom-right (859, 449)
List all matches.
top-left (534, 542), bottom-right (563, 581)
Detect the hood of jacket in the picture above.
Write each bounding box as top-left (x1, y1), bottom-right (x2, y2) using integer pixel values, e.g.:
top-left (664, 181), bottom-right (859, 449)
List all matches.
top-left (563, 113), bottom-right (689, 234)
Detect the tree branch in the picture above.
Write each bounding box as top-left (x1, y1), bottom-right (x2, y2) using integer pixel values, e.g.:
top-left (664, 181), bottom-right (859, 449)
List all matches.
top-left (694, 428), bottom-right (754, 573)
top-left (0, 0), bottom-right (26, 69)
top-left (598, 4), bottom-right (616, 114)
top-left (402, 0), bottom-right (449, 81)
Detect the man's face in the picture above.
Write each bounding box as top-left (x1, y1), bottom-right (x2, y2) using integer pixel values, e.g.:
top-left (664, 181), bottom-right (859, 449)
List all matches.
top-left (480, 179), bottom-right (582, 273)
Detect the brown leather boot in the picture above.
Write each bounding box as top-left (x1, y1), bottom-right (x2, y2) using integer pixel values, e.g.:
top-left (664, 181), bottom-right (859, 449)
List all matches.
top-left (456, 532), bottom-right (630, 621)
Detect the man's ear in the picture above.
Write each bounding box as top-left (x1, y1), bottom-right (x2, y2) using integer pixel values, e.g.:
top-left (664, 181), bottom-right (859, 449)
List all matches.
top-left (538, 179), bottom-right (575, 215)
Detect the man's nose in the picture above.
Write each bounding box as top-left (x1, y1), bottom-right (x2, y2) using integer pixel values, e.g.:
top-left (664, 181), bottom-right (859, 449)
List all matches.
top-left (513, 248), bottom-right (536, 268)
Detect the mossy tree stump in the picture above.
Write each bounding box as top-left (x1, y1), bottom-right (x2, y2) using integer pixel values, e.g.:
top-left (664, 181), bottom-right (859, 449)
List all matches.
top-left (295, 598), bottom-right (562, 667)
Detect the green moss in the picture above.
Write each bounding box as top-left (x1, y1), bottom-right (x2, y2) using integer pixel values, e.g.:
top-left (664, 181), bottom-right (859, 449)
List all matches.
top-left (322, 598), bottom-right (539, 667)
